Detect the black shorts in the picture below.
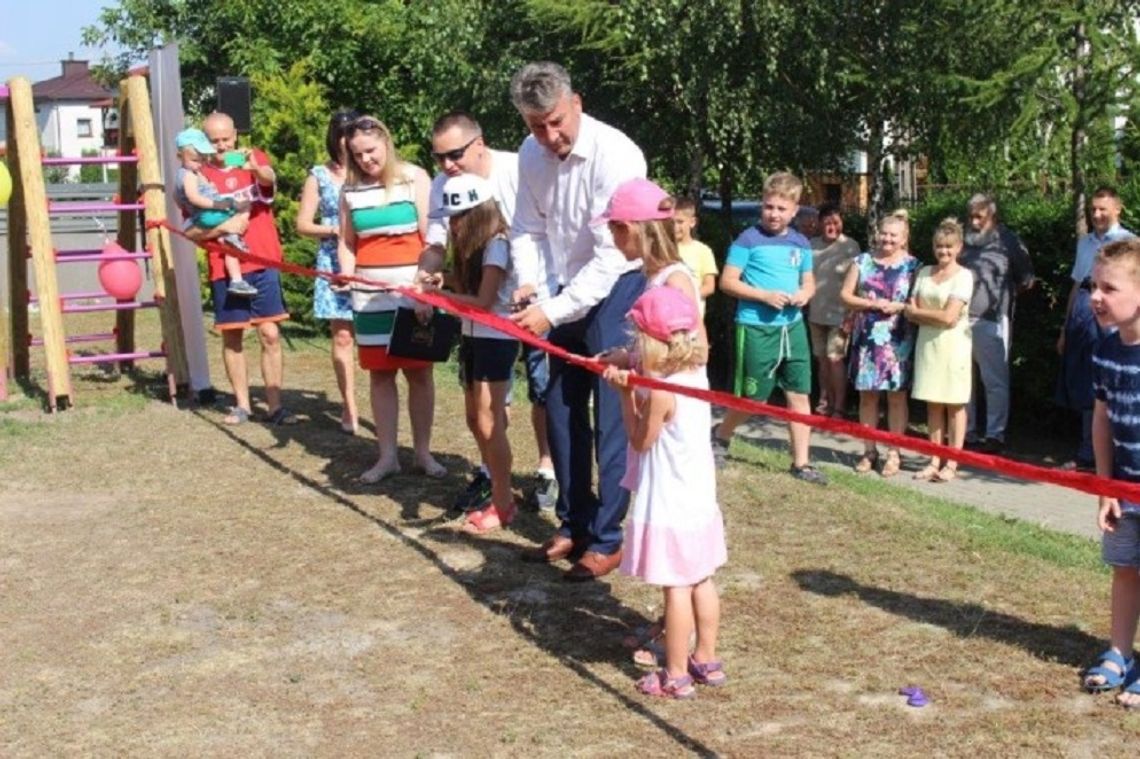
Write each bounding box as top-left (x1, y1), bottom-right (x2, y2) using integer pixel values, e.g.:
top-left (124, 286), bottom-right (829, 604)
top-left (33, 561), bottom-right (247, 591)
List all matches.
top-left (459, 336), bottom-right (519, 385)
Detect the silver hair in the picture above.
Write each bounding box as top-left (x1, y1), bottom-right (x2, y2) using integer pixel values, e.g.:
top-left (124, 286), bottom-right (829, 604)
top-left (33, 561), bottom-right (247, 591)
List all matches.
top-left (510, 62), bottom-right (573, 113)
top-left (967, 193), bottom-right (996, 215)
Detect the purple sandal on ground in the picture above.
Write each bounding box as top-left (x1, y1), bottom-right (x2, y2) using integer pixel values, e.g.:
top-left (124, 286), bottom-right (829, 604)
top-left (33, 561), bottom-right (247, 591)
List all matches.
top-left (688, 656), bottom-right (728, 687)
top-left (636, 670), bottom-right (696, 700)
top-left (899, 685), bottom-right (929, 707)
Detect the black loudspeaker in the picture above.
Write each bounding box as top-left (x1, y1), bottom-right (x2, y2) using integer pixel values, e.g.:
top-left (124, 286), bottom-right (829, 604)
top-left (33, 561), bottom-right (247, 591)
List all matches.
top-left (216, 76), bottom-right (252, 133)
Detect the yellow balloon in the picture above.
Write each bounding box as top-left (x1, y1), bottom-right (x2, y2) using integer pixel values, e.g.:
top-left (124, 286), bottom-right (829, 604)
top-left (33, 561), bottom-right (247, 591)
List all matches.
top-left (0, 161), bottom-right (11, 208)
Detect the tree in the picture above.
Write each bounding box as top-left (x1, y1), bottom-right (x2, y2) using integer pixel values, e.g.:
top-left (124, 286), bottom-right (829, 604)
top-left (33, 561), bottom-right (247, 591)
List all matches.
top-left (954, 0), bottom-right (1140, 234)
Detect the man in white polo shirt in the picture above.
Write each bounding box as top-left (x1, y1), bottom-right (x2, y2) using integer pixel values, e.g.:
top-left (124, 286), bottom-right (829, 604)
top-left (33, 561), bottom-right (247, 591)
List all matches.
top-left (421, 112), bottom-right (556, 516)
top-left (508, 61), bottom-right (647, 581)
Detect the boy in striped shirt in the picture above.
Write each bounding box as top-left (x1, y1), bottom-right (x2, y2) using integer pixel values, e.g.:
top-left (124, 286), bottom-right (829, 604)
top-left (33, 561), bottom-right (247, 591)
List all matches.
top-left (1084, 238), bottom-right (1140, 707)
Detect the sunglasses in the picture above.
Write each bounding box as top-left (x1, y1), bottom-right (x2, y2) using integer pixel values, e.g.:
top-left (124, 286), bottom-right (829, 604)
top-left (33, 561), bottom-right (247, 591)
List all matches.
top-left (347, 117), bottom-right (385, 134)
top-left (431, 135), bottom-right (479, 164)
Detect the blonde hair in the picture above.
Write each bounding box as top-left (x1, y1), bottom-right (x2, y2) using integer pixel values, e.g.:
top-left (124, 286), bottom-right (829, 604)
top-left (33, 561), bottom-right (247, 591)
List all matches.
top-left (636, 328), bottom-right (708, 377)
top-left (613, 197), bottom-right (682, 274)
top-left (879, 209), bottom-right (910, 241)
top-left (1096, 239), bottom-right (1140, 281)
top-left (449, 199), bottom-right (510, 295)
top-left (933, 216), bottom-right (963, 246)
top-left (344, 115), bottom-right (403, 188)
top-left (762, 172), bottom-right (803, 203)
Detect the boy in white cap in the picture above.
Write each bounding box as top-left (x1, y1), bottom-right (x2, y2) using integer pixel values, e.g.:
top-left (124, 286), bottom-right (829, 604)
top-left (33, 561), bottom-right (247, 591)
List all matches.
top-left (174, 127), bottom-right (256, 296)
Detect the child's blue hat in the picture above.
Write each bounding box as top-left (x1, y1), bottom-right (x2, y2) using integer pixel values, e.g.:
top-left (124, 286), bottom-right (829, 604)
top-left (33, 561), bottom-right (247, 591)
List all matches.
top-left (175, 128), bottom-right (215, 154)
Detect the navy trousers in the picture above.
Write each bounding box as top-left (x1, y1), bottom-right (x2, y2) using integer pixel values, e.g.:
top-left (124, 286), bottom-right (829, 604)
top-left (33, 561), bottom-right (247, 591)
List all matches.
top-left (546, 270), bottom-right (646, 555)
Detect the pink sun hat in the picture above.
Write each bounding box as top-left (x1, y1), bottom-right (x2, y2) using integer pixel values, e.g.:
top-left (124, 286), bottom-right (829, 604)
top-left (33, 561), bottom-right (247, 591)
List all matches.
top-left (590, 177), bottom-right (673, 226)
top-left (627, 286), bottom-right (699, 342)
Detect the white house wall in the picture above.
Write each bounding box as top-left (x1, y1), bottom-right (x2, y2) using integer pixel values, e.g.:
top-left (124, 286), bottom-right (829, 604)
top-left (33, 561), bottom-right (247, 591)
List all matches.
top-left (36, 101), bottom-right (107, 180)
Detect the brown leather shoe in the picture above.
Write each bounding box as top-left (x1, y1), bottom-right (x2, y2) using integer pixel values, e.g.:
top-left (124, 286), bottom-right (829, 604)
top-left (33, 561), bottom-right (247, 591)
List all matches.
top-left (563, 549), bottom-right (622, 582)
top-left (521, 534), bottom-right (578, 564)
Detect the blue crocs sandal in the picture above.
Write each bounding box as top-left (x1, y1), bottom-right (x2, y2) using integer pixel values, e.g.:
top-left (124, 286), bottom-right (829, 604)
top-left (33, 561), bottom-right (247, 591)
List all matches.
top-left (1083, 648), bottom-right (1134, 693)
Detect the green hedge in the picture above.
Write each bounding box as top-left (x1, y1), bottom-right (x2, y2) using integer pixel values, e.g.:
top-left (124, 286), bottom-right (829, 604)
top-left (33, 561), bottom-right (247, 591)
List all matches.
top-left (698, 179), bottom-right (1140, 432)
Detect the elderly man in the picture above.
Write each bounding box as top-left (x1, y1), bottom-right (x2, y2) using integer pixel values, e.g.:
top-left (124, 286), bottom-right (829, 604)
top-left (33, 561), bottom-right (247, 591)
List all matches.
top-left (958, 194), bottom-right (1034, 452)
top-left (419, 111), bottom-right (557, 513)
top-left (508, 62), bottom-right (646, 581)
top-left (191, 112), bottom-right (295, 426)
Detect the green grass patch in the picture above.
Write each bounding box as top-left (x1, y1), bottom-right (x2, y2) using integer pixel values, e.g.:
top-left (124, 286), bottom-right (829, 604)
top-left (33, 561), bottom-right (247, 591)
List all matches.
top-left (731, 437), bottom-right (1105, 575)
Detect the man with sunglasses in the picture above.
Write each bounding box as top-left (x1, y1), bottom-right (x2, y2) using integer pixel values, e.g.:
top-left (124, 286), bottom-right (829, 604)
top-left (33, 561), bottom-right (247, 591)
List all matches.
top-left (508, 61), bottom-right (647, 581)
top-left (421, 112), bottom-right (558, 516)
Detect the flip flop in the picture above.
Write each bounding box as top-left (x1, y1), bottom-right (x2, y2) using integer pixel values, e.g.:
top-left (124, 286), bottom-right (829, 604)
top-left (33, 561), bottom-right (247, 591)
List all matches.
top-left (461, 502), bottom-right (517, 534)
top-left (222, 406), bottom-right (250, 425)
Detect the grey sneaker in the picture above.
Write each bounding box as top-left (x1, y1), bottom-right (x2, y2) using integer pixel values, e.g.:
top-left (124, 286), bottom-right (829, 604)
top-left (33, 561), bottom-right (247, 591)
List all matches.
top-left (221, 233), bottom-right (249, 252)
top-left (711, 429), bottom-right (730, 470)
top-left (227, 279), bottom-right (259, 297)
top-left (789, 464), bottom-right (828, 486)
top-left (530, 472), bottom-right (559, 511)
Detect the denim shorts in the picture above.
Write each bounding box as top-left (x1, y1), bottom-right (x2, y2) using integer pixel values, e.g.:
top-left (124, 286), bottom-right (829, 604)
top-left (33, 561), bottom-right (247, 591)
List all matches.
top-left (211, 269), bottom-right (288, 331)
top-left (459, 336), bottom-right (519, 385)
top-left (1102, 511), bottom-right (1140, 568)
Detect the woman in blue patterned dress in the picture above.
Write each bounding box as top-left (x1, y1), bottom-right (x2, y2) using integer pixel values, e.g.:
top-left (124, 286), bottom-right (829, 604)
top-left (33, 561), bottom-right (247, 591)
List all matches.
top-left (840, 211), bottom-right (919, 476)
top-left (297, 110), bottom-right (359, 434)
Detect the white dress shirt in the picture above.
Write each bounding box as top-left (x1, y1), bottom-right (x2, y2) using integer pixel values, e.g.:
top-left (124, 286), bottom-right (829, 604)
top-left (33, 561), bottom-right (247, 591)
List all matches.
top-left (510, 113), bottom-right (647, 326)
top-left (424, 149), bottom-right (520, 248)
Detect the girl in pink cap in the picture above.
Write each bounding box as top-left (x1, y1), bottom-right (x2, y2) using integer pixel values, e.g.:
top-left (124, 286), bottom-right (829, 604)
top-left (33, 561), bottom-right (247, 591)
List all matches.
top-left (594, 178), bottom-right (707, 370)
top-left (603, 286), bottom-right (727, 699)
top-left (596, 178), bottom-right (709, 667)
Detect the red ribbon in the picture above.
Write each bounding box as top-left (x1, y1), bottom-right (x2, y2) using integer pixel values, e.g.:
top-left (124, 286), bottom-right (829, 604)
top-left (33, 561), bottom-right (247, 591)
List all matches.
top-left (153, 220), bottom-right (1140, 504)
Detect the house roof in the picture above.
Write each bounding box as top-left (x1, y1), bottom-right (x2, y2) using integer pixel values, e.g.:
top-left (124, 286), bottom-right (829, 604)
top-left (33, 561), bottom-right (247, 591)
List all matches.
top-left (32, 60), bottom-right (113, 102)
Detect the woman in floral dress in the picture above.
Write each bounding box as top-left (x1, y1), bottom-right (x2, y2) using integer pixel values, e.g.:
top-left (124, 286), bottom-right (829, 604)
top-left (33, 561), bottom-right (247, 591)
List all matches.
top-left (297, 110), bottom-right (359, 434)
top-left (840, 211), bottom-right (919, 476)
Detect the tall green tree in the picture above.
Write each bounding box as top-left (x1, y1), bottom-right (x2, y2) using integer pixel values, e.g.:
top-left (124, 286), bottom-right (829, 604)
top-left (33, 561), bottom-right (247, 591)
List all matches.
top-left (954, 0), bottom-right (1140, 233)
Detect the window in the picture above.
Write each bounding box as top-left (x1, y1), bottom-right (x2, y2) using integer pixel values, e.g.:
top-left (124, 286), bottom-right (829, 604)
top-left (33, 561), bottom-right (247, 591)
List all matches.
top-left (77, 119), bottom-right (93, 138)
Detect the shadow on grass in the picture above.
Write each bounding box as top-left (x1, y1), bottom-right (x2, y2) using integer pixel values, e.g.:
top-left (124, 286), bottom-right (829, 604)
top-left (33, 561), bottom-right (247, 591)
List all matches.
top-left (192, 408), bottom-right (717, 756)
top-left (791, 568), bottom-right (1102, 667)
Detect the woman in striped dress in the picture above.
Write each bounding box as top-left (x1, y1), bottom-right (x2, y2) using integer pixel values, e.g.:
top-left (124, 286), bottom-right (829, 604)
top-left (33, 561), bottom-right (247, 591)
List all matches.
top-left (336, 116), bottom-right (446, 483)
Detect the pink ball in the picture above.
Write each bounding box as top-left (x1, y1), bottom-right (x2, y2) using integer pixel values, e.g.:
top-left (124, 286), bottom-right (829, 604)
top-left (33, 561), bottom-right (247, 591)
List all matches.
top-left (98, 242), bottom-right (143, 301)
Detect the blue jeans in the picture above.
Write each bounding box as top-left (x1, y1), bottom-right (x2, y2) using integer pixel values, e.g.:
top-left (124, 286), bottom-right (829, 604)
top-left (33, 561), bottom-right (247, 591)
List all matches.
top-left (546, 271), bottom-right (646, 554)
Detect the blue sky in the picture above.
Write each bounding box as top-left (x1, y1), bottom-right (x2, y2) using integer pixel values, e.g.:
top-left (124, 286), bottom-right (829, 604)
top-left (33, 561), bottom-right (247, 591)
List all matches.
top-left (0, 1), bottom-right (123, 82)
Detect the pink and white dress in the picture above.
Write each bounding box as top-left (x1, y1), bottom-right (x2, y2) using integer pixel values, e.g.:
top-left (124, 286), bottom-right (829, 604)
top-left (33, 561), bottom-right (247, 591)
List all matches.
top-left (619, 369), bottom-right (726, 587)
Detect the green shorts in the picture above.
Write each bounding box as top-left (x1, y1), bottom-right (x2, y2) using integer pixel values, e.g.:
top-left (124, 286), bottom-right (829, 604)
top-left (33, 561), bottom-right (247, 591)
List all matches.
top-left (734, 321), bottom-right (812, 400)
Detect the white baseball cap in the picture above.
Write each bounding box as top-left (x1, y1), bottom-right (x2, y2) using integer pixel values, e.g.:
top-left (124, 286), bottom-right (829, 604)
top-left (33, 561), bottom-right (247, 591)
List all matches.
top-left (428, 173), bottom-right (495, 219)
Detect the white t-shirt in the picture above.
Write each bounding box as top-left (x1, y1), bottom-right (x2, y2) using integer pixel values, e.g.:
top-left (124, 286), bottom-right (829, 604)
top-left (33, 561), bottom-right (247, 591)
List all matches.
top-left (425, 149), bottom-right (519, 248)
top-left (463, 235), bottom-right (518, 340)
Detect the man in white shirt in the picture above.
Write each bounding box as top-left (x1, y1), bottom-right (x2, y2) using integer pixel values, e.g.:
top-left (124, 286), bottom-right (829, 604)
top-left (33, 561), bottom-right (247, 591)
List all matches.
top-left (420, 112), bottom-right (556, 515)
top-left (508, 61), bottom-right (647, 581)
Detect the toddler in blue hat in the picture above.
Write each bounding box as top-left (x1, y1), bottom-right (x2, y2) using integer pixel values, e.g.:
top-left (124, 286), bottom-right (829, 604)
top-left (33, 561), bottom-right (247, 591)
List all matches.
top-left (174, 128), bottom-right (256, 297)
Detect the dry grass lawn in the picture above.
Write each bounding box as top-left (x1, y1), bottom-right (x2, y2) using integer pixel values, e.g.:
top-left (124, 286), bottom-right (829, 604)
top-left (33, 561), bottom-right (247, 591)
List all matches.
top-left (1, 315), bottom-right (1138, 757)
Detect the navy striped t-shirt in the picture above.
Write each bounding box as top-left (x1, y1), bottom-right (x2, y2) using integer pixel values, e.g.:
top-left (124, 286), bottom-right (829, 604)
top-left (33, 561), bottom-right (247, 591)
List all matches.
top-left (1092, 331), bottom-right (1140, 513)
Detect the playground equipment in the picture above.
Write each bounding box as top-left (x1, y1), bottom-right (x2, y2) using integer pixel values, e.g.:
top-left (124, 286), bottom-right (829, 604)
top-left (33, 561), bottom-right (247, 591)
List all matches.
top-left (3, 74), bottom-right (188, 410)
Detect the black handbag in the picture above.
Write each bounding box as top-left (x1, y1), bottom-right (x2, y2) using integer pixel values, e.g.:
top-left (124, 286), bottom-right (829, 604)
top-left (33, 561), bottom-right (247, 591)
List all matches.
top-left (386, 307), bottom-right (460, 362)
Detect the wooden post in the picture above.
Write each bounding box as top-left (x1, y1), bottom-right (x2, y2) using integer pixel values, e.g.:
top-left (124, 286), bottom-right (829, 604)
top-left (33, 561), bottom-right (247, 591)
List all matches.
top-left (5, 88), bottom-right (29, 382)
top-left (7, 77), bottom-right (71, 409)
top-left (122, 75), bottom-right (189, 390)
